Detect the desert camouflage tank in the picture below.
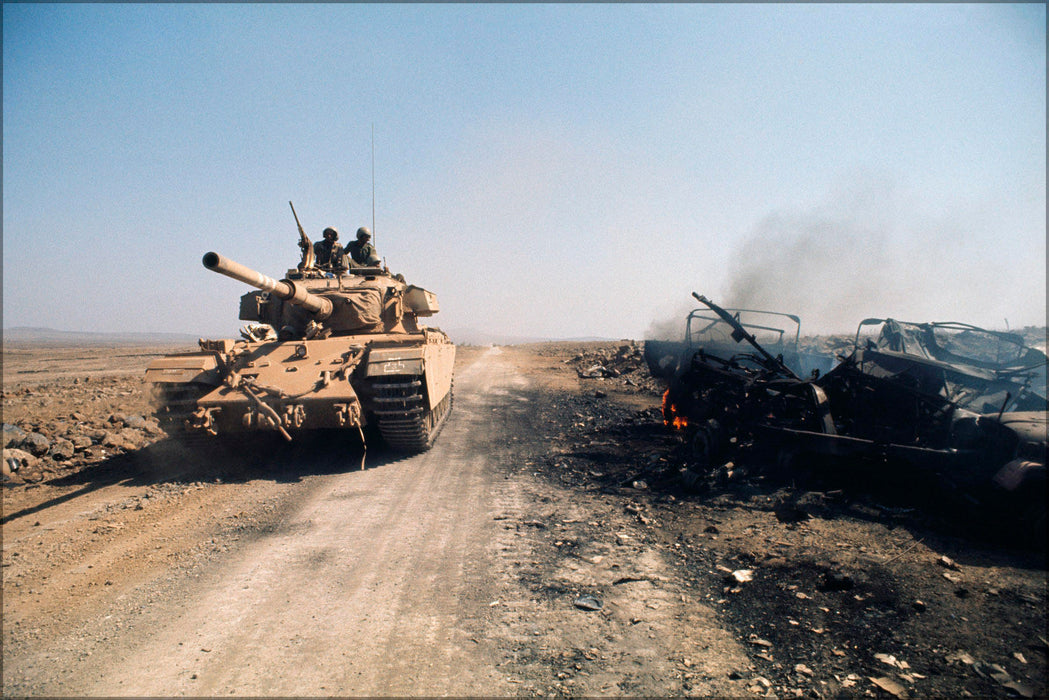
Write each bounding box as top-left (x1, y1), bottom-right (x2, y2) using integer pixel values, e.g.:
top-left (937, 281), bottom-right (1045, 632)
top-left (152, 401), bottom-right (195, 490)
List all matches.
top-left (145, 219), bottom-right (454, 453)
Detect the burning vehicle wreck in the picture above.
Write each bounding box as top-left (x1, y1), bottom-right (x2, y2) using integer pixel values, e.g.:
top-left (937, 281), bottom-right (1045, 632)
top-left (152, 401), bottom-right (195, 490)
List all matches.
top-left (658, 293), bottom-right (1047, 532)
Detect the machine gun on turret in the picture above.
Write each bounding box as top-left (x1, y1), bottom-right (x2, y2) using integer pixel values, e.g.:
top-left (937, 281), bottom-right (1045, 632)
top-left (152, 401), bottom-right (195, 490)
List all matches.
top-left (290, 201), bottom-right (315, 270)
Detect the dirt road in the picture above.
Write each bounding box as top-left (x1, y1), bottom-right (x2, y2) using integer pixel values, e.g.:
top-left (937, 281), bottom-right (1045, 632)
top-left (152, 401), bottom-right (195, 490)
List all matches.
top-left (3, 346), bottom-right (746, 696)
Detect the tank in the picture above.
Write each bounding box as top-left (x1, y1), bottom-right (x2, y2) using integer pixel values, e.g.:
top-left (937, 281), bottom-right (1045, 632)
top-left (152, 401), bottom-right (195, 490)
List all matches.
top-left (145, 244), bottom-right (455, 453)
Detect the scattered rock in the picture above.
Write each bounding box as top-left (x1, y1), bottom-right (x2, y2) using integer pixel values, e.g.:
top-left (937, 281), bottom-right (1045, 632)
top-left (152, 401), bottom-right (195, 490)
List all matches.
top-left (118, 428), bottom-right (146, 449)
top-left (945, 650), bottom-right (975, 665)
top-left (101, 432), bottom-right (126, 449)
top-left (972, 661), bottom-right (1010, 683)
top-left (21, 432), bottom-right (52, 456)
top-left (49, 438), bottom-right (76, 461)
top-left (4, 448), bottom-right (39, 471)
top-left (3, 424), bottom-right (28, 448)
top-left (874, 653), bottom-right (910, 670)
top-left (123, 414), bottom-right (149, 430)
top-left (729, 569), bottom-right (754, 584)
top-left (869, 675), bottom-right (908, 698)
top-left (573, 595), bottom-right (603, 611)
top-left (71, 435), bottom-right (94, 450)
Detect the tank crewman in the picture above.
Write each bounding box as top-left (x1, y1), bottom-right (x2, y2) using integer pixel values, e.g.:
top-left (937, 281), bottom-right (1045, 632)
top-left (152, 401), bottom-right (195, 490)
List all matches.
top-left (346, 227), bottom-right (380, 267)
top-left (314, 227), bottom-right (345, 268)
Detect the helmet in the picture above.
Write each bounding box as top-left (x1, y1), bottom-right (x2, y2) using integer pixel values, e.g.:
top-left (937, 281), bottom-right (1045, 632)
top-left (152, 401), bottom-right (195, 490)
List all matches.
top-left (356, 227), bottom-right (372, 240)
top-left (323, 227), bottom-right (339, 240)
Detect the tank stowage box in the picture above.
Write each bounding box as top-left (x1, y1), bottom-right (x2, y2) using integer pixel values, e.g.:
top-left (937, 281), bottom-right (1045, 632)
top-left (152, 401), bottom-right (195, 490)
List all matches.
top-left (145, 250), bottom-right (455, 453)
top-left (404, 285), bottom-right (439, 316)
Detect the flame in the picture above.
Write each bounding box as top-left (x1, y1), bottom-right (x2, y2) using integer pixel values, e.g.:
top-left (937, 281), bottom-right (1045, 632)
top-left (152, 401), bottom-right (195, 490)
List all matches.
top-left (662, 389), bottom-right (688, 430)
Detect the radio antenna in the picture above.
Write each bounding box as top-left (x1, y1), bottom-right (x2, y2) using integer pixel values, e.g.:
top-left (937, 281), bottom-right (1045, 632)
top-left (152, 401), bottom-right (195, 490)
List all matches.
top-left (371, 123), bottom-right (376, 245)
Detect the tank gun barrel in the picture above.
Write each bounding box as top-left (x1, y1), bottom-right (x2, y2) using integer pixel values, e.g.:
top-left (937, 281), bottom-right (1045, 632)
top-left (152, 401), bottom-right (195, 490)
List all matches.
top-left (203, 252), bottom-right (332, 319)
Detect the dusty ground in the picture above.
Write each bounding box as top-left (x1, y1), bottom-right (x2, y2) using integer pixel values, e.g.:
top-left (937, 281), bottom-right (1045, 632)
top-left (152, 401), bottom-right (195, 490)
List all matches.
top-left (2, 340), bottom-right (1046, 697)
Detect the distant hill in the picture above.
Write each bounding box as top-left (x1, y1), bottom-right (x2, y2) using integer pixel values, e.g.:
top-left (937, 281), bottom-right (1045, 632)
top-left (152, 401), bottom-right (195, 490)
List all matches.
top-left (3, 327), bottom-right (199, 346)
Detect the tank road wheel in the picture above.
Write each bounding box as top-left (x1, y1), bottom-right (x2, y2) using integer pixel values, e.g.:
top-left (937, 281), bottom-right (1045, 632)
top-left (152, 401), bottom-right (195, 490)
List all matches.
top-left (372, 377), bottom-right (453, 453)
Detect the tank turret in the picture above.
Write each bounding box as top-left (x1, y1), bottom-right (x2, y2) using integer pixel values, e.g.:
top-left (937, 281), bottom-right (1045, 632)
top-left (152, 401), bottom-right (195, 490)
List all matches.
top-left (203, 251), bottom-right (440, 340)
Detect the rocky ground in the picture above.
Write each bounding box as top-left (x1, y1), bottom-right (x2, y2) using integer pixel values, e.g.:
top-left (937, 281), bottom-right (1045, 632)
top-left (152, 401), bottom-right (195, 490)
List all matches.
top-left (2, 345), bottom-right (174, 485)
top-left (515, 341), bottom-right (1047, 698)
top-left (3, 339), bottom-right (1046, 698)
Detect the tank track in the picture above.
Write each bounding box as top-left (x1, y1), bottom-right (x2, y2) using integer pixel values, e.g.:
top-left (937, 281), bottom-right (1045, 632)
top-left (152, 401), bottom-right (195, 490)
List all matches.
top-left (150, 382), bottom-right (215, 445)
top-left (372, 376), bottom-right (453, 453)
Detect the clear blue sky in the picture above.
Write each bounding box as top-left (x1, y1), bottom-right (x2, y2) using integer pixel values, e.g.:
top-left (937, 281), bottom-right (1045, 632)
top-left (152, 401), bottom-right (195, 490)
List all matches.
top-left (3, 3), bottom-right (1045, 340)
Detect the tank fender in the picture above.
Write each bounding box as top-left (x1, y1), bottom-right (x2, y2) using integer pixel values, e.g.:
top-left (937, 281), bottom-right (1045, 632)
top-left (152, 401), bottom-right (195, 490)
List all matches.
top-left (145, 353), bottom-right (222, 386)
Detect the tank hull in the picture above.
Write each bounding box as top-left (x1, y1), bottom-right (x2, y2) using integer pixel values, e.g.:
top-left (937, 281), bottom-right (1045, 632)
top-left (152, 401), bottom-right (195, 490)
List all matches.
top-left (146, 331), bottom-right (454, 452)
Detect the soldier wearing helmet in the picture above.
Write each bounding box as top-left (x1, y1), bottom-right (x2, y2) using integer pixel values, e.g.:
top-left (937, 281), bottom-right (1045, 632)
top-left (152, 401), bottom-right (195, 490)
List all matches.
top-left (313, 227), bottom-right (345, 269)
top-left (346, 226), bottom-right (380, 267)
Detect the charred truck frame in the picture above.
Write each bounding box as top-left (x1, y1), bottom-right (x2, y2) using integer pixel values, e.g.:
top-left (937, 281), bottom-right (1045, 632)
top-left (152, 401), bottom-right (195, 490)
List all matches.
top-left (660, 293), bottom-right (1047, 528)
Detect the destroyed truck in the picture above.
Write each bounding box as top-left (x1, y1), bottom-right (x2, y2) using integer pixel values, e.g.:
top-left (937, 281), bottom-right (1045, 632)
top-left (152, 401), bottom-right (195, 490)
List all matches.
top-left (661, 293), bottom-right (1047, 530)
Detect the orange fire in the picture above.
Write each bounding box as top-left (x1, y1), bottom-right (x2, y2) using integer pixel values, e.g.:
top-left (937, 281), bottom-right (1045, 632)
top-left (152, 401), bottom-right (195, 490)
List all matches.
top-left (662, 389), bottom-right (688, 430)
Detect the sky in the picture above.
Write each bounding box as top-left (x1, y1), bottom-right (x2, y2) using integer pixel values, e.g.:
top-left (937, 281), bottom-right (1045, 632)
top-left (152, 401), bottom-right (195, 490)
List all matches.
top-left (3, 3), bottom-right (1045, 342)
